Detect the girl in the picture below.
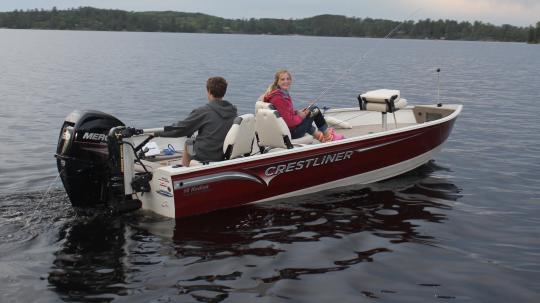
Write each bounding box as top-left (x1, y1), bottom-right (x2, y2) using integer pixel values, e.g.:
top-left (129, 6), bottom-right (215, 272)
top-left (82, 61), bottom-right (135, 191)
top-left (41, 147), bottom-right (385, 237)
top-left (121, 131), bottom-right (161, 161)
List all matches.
top-left (263, 69), bottom-right (344, 142)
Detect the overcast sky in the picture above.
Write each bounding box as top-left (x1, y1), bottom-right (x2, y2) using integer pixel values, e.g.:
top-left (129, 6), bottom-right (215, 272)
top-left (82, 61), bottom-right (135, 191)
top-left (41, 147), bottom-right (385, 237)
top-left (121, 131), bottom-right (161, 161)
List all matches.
top-left (1, 0), bottom-right (538, 26)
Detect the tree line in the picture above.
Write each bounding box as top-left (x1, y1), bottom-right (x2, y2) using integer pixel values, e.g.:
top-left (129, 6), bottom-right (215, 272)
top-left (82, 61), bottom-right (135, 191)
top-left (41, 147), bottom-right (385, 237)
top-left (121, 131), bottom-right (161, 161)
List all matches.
top-left (0, 7), bottom-right (538, 43)
top-left (528, 22), bottom-right (540, 43)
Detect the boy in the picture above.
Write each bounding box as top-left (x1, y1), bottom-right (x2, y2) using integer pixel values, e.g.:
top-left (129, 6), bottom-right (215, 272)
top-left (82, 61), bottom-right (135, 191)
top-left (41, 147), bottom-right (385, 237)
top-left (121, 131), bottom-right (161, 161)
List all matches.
top-left (158, 77), bottom-right (237, 166)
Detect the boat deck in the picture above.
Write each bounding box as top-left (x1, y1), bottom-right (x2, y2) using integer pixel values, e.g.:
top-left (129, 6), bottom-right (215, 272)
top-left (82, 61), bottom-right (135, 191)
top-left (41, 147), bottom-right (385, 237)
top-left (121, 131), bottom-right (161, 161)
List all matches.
top-left (336, 123), bottom-right (417, 138)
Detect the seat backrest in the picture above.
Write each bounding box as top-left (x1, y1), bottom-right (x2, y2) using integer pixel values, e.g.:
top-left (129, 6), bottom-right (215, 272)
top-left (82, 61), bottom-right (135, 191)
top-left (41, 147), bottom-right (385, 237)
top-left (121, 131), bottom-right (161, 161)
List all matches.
top-left (255, 109), bottom-right (293, 150)
top-left (223, 114), bottom-right (256, 160)
top-left (255, 100), bottom-right (276, 113)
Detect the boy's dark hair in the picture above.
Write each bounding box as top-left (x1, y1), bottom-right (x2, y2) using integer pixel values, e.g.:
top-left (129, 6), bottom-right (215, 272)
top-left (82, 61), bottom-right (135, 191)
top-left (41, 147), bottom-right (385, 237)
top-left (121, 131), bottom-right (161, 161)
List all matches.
top-left (206, 77), bottom-right (228, 98)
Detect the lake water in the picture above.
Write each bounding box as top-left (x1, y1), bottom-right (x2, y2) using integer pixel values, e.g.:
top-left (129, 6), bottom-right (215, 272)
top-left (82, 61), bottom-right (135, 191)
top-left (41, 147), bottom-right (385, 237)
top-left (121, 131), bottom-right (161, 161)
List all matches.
top-left (0, 29), bottom-right (539, 302)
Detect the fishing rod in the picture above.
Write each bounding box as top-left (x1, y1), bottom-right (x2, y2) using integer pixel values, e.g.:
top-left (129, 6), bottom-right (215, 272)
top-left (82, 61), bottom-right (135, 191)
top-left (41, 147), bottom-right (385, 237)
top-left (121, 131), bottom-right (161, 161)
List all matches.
top-left (308, 8), bottom-right (422, 106)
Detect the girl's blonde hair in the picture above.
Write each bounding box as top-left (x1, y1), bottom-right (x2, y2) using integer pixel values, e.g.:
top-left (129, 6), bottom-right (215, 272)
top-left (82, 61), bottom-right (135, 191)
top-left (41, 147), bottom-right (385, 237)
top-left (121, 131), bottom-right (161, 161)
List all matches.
top-left (265, 69), bottom-right (292, 95)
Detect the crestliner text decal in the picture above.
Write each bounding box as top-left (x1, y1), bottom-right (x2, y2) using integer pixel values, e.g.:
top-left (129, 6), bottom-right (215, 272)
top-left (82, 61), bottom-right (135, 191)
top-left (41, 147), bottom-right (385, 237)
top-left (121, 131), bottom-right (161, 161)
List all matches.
top-left (171, 150), bottom-right (355, 192)
top-left (260, 150), bottom-right (353, 185)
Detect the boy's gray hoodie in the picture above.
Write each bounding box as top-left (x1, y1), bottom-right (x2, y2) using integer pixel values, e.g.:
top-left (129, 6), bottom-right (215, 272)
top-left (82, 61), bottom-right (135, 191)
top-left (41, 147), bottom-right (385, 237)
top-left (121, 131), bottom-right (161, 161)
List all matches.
top-left (160, 100), bottom-right (237, 162)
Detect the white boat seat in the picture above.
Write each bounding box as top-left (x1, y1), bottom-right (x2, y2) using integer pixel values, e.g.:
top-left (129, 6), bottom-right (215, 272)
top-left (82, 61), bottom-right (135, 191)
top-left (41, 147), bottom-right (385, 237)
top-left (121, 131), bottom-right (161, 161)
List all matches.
top-left (358, 89), bottom-right (408, 130)
top-left (255, 108), bottom-right (314, 152)
top-left (255, 108), bottom-right (293, 150)
top-left (358, 89), bottom-right (407, 113)
top-left (223, 114), bottom-right (256, 160)
top-left (190, 114), bottom-right (257, 166)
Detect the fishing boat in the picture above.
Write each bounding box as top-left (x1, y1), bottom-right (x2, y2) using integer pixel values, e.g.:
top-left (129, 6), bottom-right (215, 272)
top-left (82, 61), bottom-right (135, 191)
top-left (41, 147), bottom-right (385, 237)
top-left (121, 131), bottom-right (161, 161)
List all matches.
top-left (55, 89), bottom-right (462, 218)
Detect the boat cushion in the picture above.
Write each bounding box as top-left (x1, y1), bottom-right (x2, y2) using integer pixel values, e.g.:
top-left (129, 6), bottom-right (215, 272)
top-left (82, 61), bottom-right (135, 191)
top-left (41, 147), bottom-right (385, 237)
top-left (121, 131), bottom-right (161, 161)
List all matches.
top-left (361, 89), bottom-right (400, 103)
top-left (359, 89), bottom-right (407, 113)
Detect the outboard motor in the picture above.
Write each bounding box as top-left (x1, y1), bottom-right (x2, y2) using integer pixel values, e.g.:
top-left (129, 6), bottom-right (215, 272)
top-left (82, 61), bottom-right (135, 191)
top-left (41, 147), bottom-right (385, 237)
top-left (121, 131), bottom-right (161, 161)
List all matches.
top-left (55, 110), bottom-right (142, 212)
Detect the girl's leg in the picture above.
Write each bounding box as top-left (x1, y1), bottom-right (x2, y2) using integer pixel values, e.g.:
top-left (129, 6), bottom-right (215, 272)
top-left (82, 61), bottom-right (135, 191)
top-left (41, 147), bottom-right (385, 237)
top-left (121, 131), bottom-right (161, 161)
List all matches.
top-left (290, 117), bottom-right (315, 139)
top-left (311, 107), bottom-right (328, 133)
top-left (311, 108), bottom-right (345, 142)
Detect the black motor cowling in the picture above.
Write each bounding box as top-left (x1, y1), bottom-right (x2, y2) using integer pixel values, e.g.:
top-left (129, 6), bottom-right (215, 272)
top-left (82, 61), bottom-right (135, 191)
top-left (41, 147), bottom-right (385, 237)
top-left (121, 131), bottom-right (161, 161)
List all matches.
top-left (56, 110), bottom-right (125, 207)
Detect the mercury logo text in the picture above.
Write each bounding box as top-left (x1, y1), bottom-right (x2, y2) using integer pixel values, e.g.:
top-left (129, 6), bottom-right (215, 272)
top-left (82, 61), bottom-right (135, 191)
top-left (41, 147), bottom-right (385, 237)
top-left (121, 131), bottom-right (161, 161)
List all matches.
top-left (82, 132), bottom-right (108, 142)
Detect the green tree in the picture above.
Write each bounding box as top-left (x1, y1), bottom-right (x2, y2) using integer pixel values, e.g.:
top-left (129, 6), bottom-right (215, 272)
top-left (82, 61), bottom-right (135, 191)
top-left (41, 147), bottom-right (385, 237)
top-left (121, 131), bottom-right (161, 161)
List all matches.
top-left (528, 26), bottom-right (536, 43)
top-left (0, 7), bottom-right (533, 43)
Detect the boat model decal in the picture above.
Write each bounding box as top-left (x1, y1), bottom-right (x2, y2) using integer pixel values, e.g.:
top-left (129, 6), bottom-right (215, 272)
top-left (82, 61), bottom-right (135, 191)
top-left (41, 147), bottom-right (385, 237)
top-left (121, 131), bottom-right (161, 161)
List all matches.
top-left (354, 133), bottom-right (423, 153)
top-left (254, 150), bottom-right (354, 186)
top-left (173, 171), bottom-right (264, 190)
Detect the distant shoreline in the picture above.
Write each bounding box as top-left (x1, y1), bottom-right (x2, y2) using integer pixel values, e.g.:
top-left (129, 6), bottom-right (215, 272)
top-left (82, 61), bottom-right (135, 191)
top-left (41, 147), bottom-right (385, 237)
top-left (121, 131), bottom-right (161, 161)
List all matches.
top-left (0, 28), bottom-right (533, 45)
top-left (1, 7), bottom-right (539, 43)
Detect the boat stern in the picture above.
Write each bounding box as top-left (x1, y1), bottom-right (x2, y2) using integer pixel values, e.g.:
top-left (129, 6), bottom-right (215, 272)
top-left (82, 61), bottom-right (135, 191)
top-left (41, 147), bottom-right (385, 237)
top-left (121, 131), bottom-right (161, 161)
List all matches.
top-left (138, 168), bottom-right (177, 218)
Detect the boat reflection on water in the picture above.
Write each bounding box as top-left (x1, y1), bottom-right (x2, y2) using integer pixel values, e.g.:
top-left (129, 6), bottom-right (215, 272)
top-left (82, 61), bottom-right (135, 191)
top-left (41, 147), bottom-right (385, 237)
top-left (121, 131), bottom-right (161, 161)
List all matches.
top-left (48, 161), bottom-right (461, 301)
top-left (174, 161), bottom-right (458, 249)
top-left (47, 216), bottom-right (129, 301)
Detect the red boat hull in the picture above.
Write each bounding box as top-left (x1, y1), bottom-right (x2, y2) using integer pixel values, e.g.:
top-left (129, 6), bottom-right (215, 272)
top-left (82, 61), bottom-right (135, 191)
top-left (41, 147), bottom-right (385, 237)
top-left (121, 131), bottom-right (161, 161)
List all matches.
top-left (170, 118), bottom-right (456, 218)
